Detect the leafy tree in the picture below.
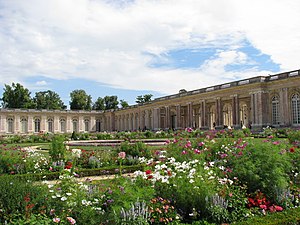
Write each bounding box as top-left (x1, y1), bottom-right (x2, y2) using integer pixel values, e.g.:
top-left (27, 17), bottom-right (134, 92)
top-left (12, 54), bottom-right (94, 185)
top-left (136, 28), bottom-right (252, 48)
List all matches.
top-left (104, 95), bottom-right (119, 110)
top-left (120, 99), bottom-right (129, 108)
top-left (69, 89), bottom-right (92, 110)
top-left (135, 94), bottom-right (153, 104)
top-left (1, 83), bottom-right (35, 108)
top-left (33, 90), bottom-right (66, 110)
top-left (93, 97), bottom-right (105, 110)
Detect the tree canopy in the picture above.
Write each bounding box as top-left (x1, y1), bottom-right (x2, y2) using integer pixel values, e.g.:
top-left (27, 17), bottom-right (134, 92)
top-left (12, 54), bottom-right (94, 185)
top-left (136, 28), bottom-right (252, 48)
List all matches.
top-left (1, 83), bottom-right (35, 109)
top-left (120, 99), bottom-right (129, 108)
top-left (104, 95), bottom-right (119, 110)
top-left (93, 97), bottom-right (105, 110)
top-left (33, 90), bottom-right (66, 110)
top-left (136, 94), bottom-right (153, 104)
top-left (69, 89), bottom-right (92, 110)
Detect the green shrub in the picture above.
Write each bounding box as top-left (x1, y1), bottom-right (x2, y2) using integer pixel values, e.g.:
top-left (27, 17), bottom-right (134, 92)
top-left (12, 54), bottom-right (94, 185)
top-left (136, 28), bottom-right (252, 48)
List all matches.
top-left (228, 141), bottom-right (292, 201)
top-left (49, 135), bottom-right (66, 162)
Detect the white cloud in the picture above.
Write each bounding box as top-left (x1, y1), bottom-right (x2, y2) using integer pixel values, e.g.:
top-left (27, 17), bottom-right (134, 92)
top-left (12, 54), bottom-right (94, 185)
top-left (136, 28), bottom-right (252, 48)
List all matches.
top-left (0, 0), bottom-right (299, 95)
top-left (35, 80), bottom-right (47, 86)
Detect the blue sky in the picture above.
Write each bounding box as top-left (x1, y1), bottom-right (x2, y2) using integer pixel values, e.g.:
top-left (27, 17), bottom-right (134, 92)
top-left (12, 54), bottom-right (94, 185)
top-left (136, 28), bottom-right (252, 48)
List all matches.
top-left (0, 0), bottom-right (299, 107)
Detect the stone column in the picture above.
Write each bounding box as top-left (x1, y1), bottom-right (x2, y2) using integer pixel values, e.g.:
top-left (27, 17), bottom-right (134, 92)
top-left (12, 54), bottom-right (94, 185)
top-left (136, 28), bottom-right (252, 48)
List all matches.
top-left (279, 88), bottom-right (290, 126)
top-left (152, 108), bottom-right (160, 130)
top-left (232, 94), bottom-right (240, 129)
top-left (187, 102), bottom-right (193, 128)
top-left (54, 115), bottom-right (60, 133)
top-left (90, 115), bottom-right (96, 132)
top-left (215, 98), bottom-right (223, 128)
top-left (28, 114), bottom-right (33, 133)
top-left (200, 100), bottom-right (208, 129)
top-left (250, 90), bottom-right (269, 129)
top-left (165, 106), bottom-right (170, 129)
top-left (41, 115), bottom-right (47, 132)
top-left (14, 114), bottom-right (20, 133)
top-left (0, 114), bottom-right (6, 133)
top-left (176, 105), bottom-right (181, 129)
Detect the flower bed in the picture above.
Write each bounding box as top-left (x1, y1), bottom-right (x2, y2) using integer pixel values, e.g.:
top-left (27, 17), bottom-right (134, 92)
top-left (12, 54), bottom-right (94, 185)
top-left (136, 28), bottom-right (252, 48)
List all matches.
top-left (0, 128), bottom-right (300, 224)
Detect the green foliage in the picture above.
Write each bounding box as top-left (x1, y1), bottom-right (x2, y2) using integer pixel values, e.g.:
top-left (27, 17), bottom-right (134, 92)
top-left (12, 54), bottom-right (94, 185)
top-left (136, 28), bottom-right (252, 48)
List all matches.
top-left (233, 207), bottom-right (300, 225)
top-left (69, 89), bottom-right (92, 110)
top-left (228, 141), bottom-right (292, 201)
top-left (120, 99), bottom-right (129, 108)
top-left (104, 95), bottom-right (119, 110)
top-left (119, 141), bottom-right (152, 158)
top-left (8, 213), bottom-right (53, 225)
top-left (49, 135), bottom-right (66, 162)
top-left (33, 90), bottom-right (66, 110)
top-left (288, 130), bottom-right (300, 145)
top-left (103, 177), bottom-right (155, 224)
top-left (1, 83), bottom-right (35, 108)
top-left (136, 94), bottom-right (153, 104)
top-left (0, 176), bottom-right (49, 223)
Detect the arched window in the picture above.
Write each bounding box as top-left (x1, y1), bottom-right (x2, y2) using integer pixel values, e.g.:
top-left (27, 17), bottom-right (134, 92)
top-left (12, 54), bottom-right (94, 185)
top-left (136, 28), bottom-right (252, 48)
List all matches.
top-left (272, 96), bottom-right (280, 125)
top-left (34, 118), bottom-right (41, 133)
top-left (60, 118), bottom-right (66, 133)
top-left (291, 93), bottom-right (300, 124)
top-left (7, 117), bottom-right (14, 133)
top-left (48, 118), bottom-right (54, 133)
top-left (20, 117), bottom-right (28, 133)
top-left (72, 119), bottom-right (78, 132)
top-left (84, 119), bottom-right (90, 132)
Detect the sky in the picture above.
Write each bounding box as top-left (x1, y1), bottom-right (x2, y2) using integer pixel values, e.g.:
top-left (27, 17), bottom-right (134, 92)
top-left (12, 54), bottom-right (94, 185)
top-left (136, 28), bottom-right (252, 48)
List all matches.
top-left (0, 0), bottom-right (299, 107)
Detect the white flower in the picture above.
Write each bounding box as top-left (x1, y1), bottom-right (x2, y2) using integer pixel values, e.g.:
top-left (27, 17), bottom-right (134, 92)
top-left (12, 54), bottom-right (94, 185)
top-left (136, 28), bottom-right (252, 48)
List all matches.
top-left (72, 149), bottom-right (82, 158)
top-left (61, 197), bottom-right (67, 201)
top-left (66, 193), bottom-right (72, 196)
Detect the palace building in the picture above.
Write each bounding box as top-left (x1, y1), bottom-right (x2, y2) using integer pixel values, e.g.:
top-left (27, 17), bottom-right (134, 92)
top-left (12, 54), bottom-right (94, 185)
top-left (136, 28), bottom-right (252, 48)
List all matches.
top-left (0, 69), bottom-right (300, 134)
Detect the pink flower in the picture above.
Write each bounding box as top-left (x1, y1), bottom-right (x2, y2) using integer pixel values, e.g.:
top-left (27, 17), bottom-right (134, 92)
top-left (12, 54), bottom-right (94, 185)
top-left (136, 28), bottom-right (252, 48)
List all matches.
top-left (194, 149), bottom-right (201, 154)
top-left (67, 217), bottom-right (76, 224)
top-left (118, 152), bottom-right (126, 159)
top-left (275, 205), bottom-right (283, 211)
top-left (53, 218), bottom-right (60, 223)
top-left (259, 204), bottom-right (267, 210)
top-left (182, 150), bottom-right (187, 155)
top-left (272, 141), bottom-right (280, 145)
top-left (198, 142), bottom-right (204, 147)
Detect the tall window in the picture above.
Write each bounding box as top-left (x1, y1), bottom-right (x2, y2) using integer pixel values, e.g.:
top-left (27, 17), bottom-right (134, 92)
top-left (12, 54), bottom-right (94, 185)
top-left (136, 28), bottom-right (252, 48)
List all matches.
top-left (21, 117), bottom-right (28, 133)
top-left (48, 118), bottom-right (54, 133)
top-left (34, 118), bottom-right (41, 133)
top-left (7, 118), bottom-right (14, 133)
top-left (272, 96), bottom-right (280, 125)
top-left (292, 93), bottom-right (300, 124)
top-left (60, 118), bottom-right (66, 133)
top-left (96, 119), bottom-right (101, 132)
top-left (72, 119), bottom-right (78, 132)
top-left (84, 119), bottom-right (89, 132)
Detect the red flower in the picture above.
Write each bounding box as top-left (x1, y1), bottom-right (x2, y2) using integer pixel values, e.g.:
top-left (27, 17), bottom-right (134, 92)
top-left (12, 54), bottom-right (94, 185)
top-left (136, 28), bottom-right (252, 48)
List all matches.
top-left (65, 161), bottom-right (73, 169)
top-left (145, 170), bottom-right (152, 175)
top-left (290, 147), bottom-right (295, 153)
top-left (275, 205), bottom-right (283, 211)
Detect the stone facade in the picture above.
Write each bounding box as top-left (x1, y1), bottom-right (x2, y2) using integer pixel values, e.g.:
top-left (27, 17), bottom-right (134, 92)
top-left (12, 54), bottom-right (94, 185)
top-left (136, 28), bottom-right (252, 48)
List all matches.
top-left (1, 70), bottom-right (300, 134)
